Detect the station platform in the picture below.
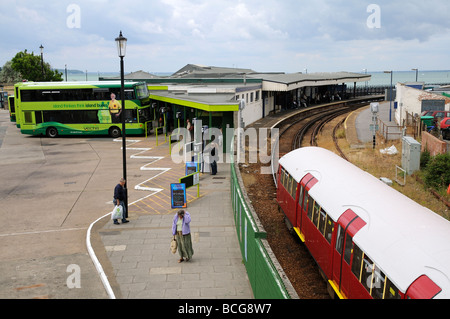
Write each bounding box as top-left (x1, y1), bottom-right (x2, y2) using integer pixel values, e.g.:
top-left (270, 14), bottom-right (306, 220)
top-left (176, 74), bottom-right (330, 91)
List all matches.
top-left (92, 137), bottom-right (253, 299)
top-left (92, 99), bottom-right (392, 299)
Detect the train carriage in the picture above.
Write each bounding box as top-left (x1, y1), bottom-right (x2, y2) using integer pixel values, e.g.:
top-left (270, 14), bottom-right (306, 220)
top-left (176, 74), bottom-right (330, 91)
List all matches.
top-left (277, 147), bottom-right (450, 299)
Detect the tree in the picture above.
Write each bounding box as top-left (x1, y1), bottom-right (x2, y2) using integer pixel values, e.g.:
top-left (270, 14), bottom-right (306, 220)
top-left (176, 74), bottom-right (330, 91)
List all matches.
top-left (11, 50), bottom-right (63, 82)
top-left (0, 61), bottom-right (22, 83)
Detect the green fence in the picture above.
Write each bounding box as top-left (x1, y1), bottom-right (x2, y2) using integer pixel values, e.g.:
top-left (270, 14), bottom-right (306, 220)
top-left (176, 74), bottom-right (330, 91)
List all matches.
top-left (230, 157), bottom-right (297, 299)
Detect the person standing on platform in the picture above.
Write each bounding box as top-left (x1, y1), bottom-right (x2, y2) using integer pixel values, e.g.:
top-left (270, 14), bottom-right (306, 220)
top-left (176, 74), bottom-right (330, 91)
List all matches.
top-left (113, 178), bottom-right (129, 225)
top-left (172, 210), bottom-right (194, 263)
top-left (209, 140), bottom-right (219, 175)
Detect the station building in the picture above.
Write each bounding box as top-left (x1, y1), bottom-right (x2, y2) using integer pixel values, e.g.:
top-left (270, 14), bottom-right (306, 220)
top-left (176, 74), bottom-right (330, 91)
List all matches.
top-left (101, 64), bottom-right (371, 135)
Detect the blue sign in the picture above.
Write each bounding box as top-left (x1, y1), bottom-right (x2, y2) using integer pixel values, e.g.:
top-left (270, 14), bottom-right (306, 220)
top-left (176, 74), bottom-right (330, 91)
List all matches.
top-left (186, 162), bottom-right (198, 176)
top-left (170, 183), bottom-right (186, 209)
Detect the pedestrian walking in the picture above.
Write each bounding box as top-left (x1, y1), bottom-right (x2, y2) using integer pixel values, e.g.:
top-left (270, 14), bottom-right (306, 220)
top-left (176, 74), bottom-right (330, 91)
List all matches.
top-left (113, 178), bottom-right (129, 225)
top-left (171, 210), bottom-right (194, 263)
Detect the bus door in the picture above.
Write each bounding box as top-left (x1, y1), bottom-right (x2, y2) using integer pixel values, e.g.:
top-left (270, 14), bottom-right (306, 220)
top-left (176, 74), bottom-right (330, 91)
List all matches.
top-left (331, 209), bottom-right (366, 298)
top-left (296, 173), bottom-right (317, 241)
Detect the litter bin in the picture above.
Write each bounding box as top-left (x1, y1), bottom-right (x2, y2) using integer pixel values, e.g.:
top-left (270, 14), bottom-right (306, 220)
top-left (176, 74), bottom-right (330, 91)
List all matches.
top-left (421, 116), bottom-right (434, 127)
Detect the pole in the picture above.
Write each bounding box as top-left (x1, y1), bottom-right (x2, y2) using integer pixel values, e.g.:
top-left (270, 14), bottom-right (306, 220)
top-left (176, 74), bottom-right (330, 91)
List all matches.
top-left (389, 72), bottom-right (393, 122)
top-left (120, 55), bottom-right (128, 218)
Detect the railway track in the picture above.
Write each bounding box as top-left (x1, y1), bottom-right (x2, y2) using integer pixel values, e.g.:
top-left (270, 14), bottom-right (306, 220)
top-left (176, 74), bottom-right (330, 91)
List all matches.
top-left (242, 102), bottom-right (375, 298)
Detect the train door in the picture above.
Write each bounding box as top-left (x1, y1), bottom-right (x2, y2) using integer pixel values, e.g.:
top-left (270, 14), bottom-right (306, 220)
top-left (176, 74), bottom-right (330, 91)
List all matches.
top-left (331, 209), bottom-right (366, 299)
top-left (296, 174), bottom-right (318, 241)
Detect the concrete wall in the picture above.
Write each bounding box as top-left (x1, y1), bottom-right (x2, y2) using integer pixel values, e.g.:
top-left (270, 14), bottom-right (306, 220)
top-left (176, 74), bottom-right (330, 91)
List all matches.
top-left (235, 88), bottom-right (263, 127)
top-left (421, 131), bottom-right (449, 156)
top-left (395, 83), bottom-right (450, 125)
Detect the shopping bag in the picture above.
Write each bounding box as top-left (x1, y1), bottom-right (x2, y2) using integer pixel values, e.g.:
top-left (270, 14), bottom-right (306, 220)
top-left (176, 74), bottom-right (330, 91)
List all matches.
top-left (111, 205), bottom-right (123, 220)
top-left (170, 237), bottom-right (177, 254)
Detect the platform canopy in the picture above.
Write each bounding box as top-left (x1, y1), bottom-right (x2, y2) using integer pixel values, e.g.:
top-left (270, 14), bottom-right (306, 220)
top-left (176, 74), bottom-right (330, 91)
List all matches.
top-left (247, 72), bottom-right (371, 92)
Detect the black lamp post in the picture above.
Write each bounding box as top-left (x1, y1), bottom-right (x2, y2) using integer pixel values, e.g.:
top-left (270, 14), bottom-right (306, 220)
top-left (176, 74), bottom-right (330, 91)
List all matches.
top-left (39, 44), bottom-right (44, 80)
top-left (115, 31), bottom-right (128, 218)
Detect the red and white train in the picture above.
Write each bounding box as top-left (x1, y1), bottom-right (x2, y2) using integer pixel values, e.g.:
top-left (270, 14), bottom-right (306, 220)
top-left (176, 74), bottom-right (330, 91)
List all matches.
top-left (277, 147), bottom-right (450, 299)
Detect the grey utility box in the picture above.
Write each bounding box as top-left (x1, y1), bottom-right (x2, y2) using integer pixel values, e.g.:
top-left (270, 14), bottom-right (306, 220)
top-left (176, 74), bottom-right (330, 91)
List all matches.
top-left (401, 136), bottom-right (421, 175)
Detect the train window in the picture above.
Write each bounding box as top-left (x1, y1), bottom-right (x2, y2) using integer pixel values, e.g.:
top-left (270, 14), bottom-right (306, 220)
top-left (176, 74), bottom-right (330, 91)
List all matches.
top-left (343, 234), bottom-right (353, 265)
top-left (335, 225), bottom-right (344, 255)
top-left (280, 168), bottom-right (286, 187)
top-left (303, 191), bottom-right (309, 212)
top-left (324, 215), bottom-right (333, 243)
top-left (287, 175), bottom-right (293, 195)
top-left (307, 196), bottom-right (314, 220)
top-left (284, 171), bottom-right (289, 188)
top-left (290, 178), bottom-right (297, 198)
top-left (371, 265), bottom-right (386, 299)
top-left (298, 186), bottom-right (304, 207)
top-left (361, 254), bottom-right (375, 293)
top-left (384, 278), bottom-right (401, 299)
top-left (318, 208), bottom-right (326, 235)
top-left (312, 201), bottom-right (320, 227)
top-left (351, 244), bottom-right (364, 281)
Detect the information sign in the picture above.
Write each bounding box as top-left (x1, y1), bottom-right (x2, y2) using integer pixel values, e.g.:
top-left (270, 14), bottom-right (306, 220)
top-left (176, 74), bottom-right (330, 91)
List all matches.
top-left (186, 162), bottom-right (198, 176)
top-left (170, 183), bottom-right (186, 209)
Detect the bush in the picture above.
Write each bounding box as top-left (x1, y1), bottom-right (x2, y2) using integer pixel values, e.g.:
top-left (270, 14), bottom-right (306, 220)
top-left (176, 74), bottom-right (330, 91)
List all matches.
top-left (420, 149), bottom-right (431, 168)
top-left (424, 153), bottom-right (450, 190)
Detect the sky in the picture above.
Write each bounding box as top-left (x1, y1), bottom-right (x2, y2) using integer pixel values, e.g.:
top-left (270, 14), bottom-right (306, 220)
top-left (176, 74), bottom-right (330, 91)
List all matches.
top-left (0, 0), bottom-right (449, 74)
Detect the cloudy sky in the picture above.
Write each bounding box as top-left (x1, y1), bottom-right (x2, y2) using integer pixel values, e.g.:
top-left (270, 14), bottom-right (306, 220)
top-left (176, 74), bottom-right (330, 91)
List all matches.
top-left (1, 0), bottom-right (449, 74)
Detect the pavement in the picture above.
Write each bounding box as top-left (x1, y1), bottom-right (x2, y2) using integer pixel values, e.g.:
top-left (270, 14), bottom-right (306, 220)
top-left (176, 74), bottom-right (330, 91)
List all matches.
top-left (93, 139), bottom-right (253, 299)
top-left (354, 101), bottom-right (401, 143)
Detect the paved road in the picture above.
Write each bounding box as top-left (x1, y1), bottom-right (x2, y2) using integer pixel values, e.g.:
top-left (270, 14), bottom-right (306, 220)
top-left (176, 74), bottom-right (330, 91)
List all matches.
top-left (0, 110), bottom-right (114, 298)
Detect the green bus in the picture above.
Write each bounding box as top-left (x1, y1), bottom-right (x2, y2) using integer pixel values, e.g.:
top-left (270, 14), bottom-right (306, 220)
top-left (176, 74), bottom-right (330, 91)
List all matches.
top-left (15, 81), bottom-right (152, 137)
top-left (8, 95), bottom-right (16, 122)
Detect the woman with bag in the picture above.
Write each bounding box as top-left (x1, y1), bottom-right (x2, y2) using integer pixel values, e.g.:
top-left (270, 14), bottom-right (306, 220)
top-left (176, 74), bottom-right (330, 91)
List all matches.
top-left (171, 210), bottom-right (194, 263)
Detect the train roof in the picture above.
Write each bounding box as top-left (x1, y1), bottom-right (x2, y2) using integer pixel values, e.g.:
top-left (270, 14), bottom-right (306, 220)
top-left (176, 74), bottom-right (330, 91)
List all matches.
top-left (279, 147), bottom-right (450, 297)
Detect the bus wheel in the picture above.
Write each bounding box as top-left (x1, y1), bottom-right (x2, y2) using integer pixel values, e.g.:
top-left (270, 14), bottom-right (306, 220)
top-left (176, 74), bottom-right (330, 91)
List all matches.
top-left (109, 126), bottom-right (121, 138)
top-left (46, 127), bottom-right (58, 138)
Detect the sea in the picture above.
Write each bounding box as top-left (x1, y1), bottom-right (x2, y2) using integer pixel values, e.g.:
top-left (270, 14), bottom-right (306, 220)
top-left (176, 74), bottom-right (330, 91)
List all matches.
top-left (64, 70), bottom-right (450, 87)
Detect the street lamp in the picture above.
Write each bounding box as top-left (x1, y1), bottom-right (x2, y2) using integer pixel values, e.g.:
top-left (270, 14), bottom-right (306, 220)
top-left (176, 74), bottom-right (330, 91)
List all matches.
top-left (384, 71), bottom-right (393, 122)
top-left (412, 68), bottom-right (418, 82)
top-left (115, 30), bottom-right (128, 219)
top-left (39, 44), bottom-right (44, 80)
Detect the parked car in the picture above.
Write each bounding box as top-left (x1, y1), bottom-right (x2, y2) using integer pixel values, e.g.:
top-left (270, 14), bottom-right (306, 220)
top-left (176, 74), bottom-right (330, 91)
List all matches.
top-left (421, 110), bottom-right (450, 119)
top-left (440, 117), bottom-right (450, 140)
